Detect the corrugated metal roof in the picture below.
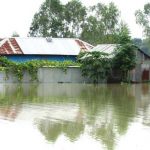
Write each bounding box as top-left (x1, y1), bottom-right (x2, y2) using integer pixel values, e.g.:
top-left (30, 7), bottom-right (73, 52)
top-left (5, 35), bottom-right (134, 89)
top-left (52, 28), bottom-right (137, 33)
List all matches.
top-left (0, 37), bottom-right (93, 55)
top-left (90, 44), bottom-right (117, 54)
top-left (91, 44), bottom-right (150, 58)
top-left (0, 38), bottom-right (23, 54)
top-left (90, 44), bottom-right (117, 58)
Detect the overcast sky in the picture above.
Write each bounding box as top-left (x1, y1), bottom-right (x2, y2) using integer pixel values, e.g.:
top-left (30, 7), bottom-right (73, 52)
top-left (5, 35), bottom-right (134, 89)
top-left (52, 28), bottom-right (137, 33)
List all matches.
top-left (0, 0), bottom-right (149, 38)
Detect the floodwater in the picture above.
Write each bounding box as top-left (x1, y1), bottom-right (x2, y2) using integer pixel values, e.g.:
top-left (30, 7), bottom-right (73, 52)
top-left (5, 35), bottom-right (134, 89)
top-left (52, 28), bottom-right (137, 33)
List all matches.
top-left (0, 83), bottom-right (150, 150)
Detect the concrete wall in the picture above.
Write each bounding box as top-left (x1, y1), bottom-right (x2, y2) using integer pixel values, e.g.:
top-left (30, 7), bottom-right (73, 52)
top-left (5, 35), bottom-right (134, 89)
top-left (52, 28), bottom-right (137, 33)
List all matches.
top-left (0, 67), bottom-right (92, 83)
top-left (38, 67), bottom-right (91, 83)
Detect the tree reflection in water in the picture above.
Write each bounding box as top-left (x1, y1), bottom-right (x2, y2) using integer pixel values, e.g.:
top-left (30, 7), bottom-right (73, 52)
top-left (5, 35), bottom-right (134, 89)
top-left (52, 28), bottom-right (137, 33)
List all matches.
top-left (37, 119), bottom-right (84, 142)
top-left (34, 84), bottom-right (137, 150)
top-left (0, 83), bottom-right (149, 150)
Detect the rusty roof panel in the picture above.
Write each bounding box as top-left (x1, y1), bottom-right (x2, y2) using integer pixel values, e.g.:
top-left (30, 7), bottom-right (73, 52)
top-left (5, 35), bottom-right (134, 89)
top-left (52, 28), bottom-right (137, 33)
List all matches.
top-left (0, 38), bottom-right (23, 54)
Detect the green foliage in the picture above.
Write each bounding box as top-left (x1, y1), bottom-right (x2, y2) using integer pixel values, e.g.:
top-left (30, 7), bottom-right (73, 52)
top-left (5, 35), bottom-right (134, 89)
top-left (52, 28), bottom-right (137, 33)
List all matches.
top-left (91, 2), bottom-right (120, 35)
top-left (29, 0), bottom-right (87, 38)
top-left (12, 31), bottom-right (20, 37)
top-left (133, 38), bottom-right (150, 55)
top-left (0, 57), bottom-right (80, 82)
top-left (64, 0), bottom-right (87, 37)
top-left (78, 51), bottom-right (111, 83)
top-left (115, 22), bottom-right (132, 44)
top-left (29, 0), bottom-right (64, 37)
top-left (81, 2), bottom-right (120, 45)
top-left (80, 16), bottom-right (105, 45)
top-left (80, 2), bottom-right (131, 45)
top-left (132, 38), bottom-right (142, 47)
top-left (29, 0), bottom-right (127, 45)
top-left (135, 3), bottom-right (150, 38)
top-left (112, 44), bottom-right (137, 81)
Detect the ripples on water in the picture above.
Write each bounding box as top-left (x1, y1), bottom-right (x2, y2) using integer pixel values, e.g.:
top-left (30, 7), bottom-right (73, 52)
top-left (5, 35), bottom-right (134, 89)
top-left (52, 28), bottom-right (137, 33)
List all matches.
top-left (0, 83), bottom-right (150, 150)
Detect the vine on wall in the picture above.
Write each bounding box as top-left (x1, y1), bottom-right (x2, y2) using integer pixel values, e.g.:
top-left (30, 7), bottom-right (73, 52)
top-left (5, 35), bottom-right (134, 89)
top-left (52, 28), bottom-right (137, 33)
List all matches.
top-left (0, 57), bottom-right (80, 82)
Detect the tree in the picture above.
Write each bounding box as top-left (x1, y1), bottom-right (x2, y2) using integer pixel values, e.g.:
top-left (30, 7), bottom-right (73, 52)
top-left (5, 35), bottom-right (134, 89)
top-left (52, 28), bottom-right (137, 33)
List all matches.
top-left (133, 38), bottom-right (150, 55)
top-left (78, 51), bottom-right (111, 83)
top-left (81, 16), bottom-right (105, 45)
top-left (115, 22), bottom-right (132, 44)
top-left (12, 32), bottom-right (20, 37)
top-left (135, 3), bottom-right (150, 38)
top-left (29, 0), bottom-right (123, 44)
top-left (90, 2), bottom-right (120, 35)
top-left (132, 38), bottom-right (142, 47)
top-left (112, 44), bottom-right (137, 81)
top-left (29, 0), bottom-right (64, 37)
top-left (29, 0), bottom-right (87, 38)
top-left (142, 38), bottom-right (150, 55)
top-left (81, 2), bottom-right (121, 45)
top-left (64, 0), bottom-right (87, 37)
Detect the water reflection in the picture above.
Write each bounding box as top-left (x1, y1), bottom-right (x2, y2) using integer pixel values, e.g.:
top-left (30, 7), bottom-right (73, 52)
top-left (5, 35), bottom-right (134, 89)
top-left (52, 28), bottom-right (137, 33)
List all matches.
top-left (37, 119), bottom-right (84, 142)
top-left (0, 83), bottom-right (149, 150)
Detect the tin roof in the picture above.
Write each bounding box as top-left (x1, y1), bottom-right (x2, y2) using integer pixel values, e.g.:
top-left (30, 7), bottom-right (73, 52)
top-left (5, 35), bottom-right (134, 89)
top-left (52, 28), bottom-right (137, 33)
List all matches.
top-left (90, 44), bottom-right (117, 58)
top-left (90, 44), bottom-right (150, 59)
top-left (90, 44), bottom-right (117, 54)
top-left (0, 37), bottom-right (93, 55)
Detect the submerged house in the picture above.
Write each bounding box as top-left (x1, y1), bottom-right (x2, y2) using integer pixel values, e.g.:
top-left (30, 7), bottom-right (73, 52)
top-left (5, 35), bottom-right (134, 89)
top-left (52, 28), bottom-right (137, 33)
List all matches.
top-left (0, 37), bottom-right (93, 62)
top-left (90, 44), bottom-right (150, 82)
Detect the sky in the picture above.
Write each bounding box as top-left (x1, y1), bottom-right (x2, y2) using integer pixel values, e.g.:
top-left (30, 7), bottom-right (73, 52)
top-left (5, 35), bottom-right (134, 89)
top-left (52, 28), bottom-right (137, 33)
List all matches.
top-left (0, 0), bottom-right (149, 38)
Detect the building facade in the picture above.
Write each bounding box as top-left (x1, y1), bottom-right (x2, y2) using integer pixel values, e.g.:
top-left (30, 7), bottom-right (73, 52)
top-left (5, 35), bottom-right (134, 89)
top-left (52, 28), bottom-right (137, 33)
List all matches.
top-left (130, 49), bottom-right (150, 82)
top-left (91, 44), bottom-right (150, 82)
top-left (0, 37), bottom-right (93, 62)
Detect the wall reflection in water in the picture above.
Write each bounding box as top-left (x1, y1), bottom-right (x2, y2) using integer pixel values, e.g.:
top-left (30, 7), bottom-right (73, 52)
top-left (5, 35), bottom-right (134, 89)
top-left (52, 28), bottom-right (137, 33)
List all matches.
top-left (0, 83), bottom-right (149, 150)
